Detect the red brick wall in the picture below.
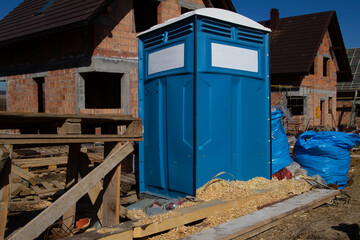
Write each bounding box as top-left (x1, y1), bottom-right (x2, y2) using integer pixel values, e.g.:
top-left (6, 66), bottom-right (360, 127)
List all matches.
top-left (301, 32), bottom-right (337, 129)
top-left (4, 0), bottom-right (207, 116)
top-left (271, 31), bottom-right (338, 131)
top-left (93, 0), bottom-right (138, 59)
top-left (45, 69), bottom-right (76, 114)
top-left (7, 75), bottom-right (38, 112)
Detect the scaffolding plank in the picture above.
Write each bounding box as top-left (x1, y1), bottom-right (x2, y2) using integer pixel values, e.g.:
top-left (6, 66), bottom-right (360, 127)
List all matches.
top-left (182, 189), bottom-right (338, 240)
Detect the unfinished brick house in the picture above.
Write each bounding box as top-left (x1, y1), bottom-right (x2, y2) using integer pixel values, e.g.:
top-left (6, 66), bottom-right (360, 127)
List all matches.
top-left (261, 9), bottom-right (352, 132)
top-left (0, 0), bottom-right (234, 117)
top-left (337, 48), bottom-right (360, 129)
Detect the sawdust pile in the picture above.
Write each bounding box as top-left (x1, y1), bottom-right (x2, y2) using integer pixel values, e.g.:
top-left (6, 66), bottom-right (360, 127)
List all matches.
top-left (135, 210), bottom-right (179, 226)
top-left (126, 209), bottom-right (147, 220)
top-left (148, 177), bottom-right (311, 240)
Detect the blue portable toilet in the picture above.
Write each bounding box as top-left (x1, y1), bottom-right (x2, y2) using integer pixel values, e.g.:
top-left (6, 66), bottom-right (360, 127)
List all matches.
top-left (138, 8), bottom-right (271, 198)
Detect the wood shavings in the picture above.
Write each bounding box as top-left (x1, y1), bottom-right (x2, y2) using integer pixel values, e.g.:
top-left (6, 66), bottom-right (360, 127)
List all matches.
top-left (126, 209), bottom-right (147, 220)
top-left (149, 177), bottom-right (311, 240)
top-left (135, 210), bottom-right (179, 226)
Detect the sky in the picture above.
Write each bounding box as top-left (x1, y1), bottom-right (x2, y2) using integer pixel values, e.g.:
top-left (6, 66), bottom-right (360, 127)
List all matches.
top-left (0, 0), bottom-right (359, 90)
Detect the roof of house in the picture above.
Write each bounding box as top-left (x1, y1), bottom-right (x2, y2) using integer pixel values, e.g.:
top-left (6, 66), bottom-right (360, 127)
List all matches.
top-left (260, 11), bottom-right (352, 82)
top-left (0, 0), bottom-right (111, 44)
top-left (347, 48), bottom-right (360, 83)
top-left (0, 0), bottom-right (235, 45)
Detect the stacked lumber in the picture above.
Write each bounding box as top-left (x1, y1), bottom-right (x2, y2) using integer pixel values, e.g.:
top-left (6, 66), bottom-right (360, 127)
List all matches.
top-left (10, 165), bottom-right (65, 204)
top-left (12, 146), bottom-right (69, 175)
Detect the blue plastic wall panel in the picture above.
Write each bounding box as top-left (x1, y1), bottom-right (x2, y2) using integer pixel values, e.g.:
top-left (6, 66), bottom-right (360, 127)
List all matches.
top-left (195, 16), bottom-right (270, 188)
top-left (139, 18), bottom-right (195, 197)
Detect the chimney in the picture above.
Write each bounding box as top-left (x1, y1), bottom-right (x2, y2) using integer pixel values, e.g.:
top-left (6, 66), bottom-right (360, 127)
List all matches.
top-left (270, 8), bottom-right (279, 31)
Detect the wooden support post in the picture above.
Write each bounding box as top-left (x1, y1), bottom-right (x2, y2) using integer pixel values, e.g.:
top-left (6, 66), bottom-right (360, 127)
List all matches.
top-left (102, 141), bottom-right (121, 227)
top-left (0, 145), bottom-right (11, 240)
top-left (7, 142), bottom-right (133, 240)
top-left (62, 143), bottom-right (80, 231)
top-left (101, 123), bottom-right (122, 227)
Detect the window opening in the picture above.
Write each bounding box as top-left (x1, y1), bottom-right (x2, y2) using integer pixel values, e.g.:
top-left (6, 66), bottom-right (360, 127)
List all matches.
top-left (0, 81), bottom-right (6, 111)
top-left (287, 96), bottom-right (304, 116)
top-left (134, 0), bottom-right (159, 33)
top-left (34, 77), bottom-right (45, 113)
top-left (356, 104), bottom-right (360, 117)
top-left (82, 72), bottom-right (122, 109)
top-left (320, 99), bottom-right (325, 125)
top-left (323, 57), bottom-right (329, 77)
top-left (328, 97), bottom-right (332, 114)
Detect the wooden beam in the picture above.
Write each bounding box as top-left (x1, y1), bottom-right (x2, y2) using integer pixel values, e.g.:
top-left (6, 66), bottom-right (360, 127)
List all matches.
top-left (0, 137), bottom-right (142, 145)
top-left (132, 193), bottom-right (265, 238)
top-left (12, 156), bottom-right (68, 168)
top-left (11, 165), bottom-right (41, 186)
top-left (62, 143), bottom-right (81, 230)
top-left (0, 148), bottom-right (11, 240)
top-left (7, 142), bottom-right (134, 240)
top-left (102, 124), bottom-right (121, 226)
top-left (0, 134), bottom-right (142, 139)
top-left (182, 189), bottom-right (338, 240)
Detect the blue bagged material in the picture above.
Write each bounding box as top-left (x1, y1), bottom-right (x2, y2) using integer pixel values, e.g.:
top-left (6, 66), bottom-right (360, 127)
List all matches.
top-left (271, 111), bottom-right (293, 174)
top-left (294, 131), bottom-right (360, 189)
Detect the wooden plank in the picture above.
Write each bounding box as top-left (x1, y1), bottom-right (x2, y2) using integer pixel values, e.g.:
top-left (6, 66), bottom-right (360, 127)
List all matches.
top-left (41, 182), bottom-right (56, 192)
top-left (0, 111), bottom-right (139, 122)
top-left (182, 189), bottom-right (338, 240)
top-left (7, 142), bottom-right (133, 240)
top-left (0, 151), bottom-right (11, 240)
top-left (11, 165), bottom-right (41, 186)
top-left (19, 185), bottom-right (32, 196)
top-left (132, 193), bottom-right (266, 238)
top-left (52, 180), bottom-right (64, 190)
top-left (0, 134), bottom-right (141, 139)
top-left (11, 183), bottom-right (22, 197)
top-left (12, 156), bottom-right (68, 168)
top-left (0, 137), bottom-right (143, 145)
top-left (30, 185), bottom-right (45, 195)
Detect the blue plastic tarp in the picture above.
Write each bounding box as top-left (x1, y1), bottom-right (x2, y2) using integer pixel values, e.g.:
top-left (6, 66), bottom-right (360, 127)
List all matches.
top-left (271, 111), bottom-right (293, 174)
top-left (294, 131), bottom-right (360, 189)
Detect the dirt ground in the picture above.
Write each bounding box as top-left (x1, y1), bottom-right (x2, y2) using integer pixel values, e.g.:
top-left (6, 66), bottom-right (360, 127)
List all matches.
top-left (250, 157), bottom-right (360, 240)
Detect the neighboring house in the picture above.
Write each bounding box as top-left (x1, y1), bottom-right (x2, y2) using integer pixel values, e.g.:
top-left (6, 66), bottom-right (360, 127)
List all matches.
top-left (0, 0), bottom-right (234, 117)
top-left (0, 90), bottom-right (5, 111)
top-left (260, 9), bottom-right (352, 132)
top-left (337, 48), bottom-right (360, 129)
